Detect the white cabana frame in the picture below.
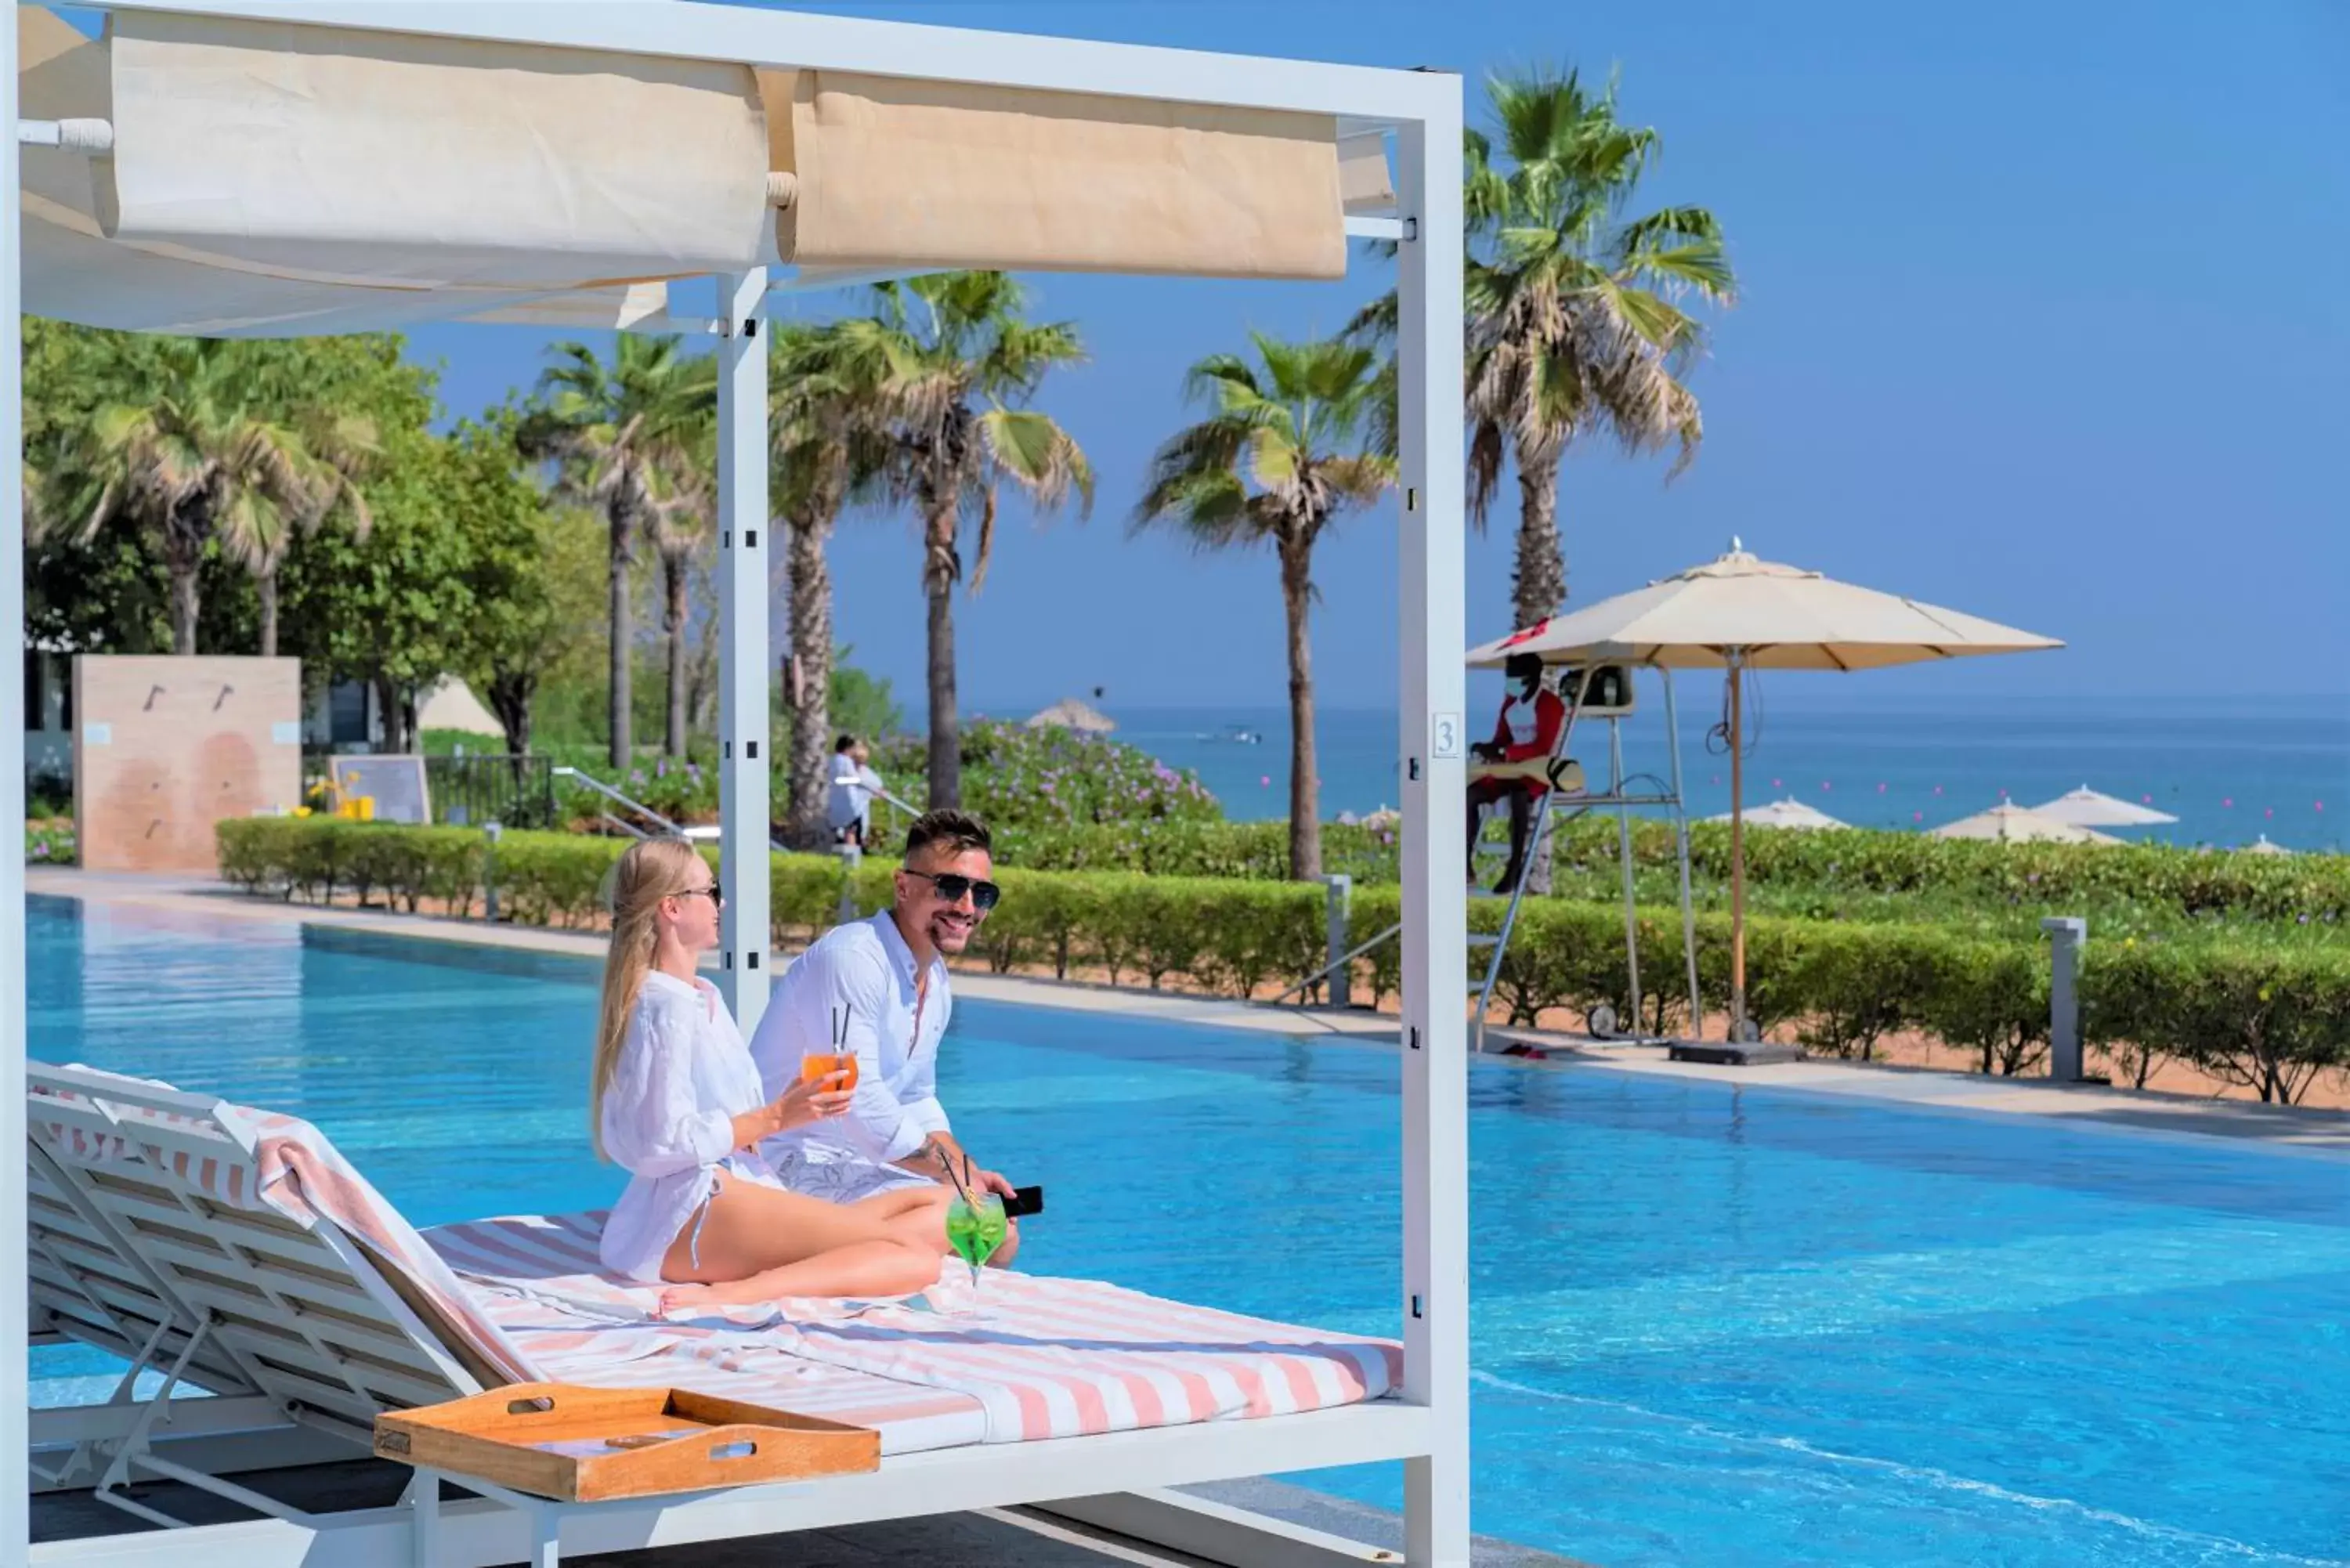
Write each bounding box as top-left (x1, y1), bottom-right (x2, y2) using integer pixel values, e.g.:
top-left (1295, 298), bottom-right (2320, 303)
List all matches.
top-left (2, 3), bottom-right (1468, 1564)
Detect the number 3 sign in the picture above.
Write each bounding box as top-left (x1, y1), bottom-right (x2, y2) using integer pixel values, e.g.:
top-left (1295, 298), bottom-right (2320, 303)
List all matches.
top-left (1430, 712), bottom-right (1462, 760)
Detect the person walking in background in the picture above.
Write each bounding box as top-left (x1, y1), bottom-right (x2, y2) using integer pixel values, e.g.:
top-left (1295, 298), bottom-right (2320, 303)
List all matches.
top-left (826, 734), bottom-right (886, 847)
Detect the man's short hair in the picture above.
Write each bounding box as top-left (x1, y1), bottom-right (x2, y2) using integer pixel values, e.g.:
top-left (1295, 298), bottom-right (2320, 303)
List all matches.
top-left (834, 734), bottom-right (858, 753)
top-left (905, 809), bottom-right (992, 862)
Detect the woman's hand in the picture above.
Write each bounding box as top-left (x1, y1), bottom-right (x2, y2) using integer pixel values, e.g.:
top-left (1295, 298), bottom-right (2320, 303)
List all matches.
top-left (732, 1071), bottom-right (853, 1147)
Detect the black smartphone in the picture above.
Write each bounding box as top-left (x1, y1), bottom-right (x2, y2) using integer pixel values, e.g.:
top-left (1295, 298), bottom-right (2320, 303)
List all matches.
top-left (1003, 1185), bottom-right (1045, 1219)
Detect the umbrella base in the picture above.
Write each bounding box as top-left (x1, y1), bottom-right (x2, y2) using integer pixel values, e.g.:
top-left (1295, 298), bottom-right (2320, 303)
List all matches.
top-left (1666, 1040), bottom-right (1806, 1067)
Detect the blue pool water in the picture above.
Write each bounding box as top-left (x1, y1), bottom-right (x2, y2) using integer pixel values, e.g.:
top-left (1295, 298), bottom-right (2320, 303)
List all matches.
top-left (27, 896), bottom-right (2350, 1566)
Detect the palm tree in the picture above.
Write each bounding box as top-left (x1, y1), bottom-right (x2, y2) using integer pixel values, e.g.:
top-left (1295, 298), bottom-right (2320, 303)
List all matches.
top-left (1135, 334), bottom-right (1394, 880)
top-left (221, 406), bottom-right (378, 657)
top-left (1467, 67), bottom-right (1734, 626)
top-left (45, 338), bottom-right (367, 656)
top-left (769, 320), bottom-right (897, 847)
top-left (1350, 67), bottom-right (1733, 629)
top-left (642, 469), bottom-right (710, 760)
top-left (855, 273), bottom-right (1092, 809)
top-left (524, 336), bottom-right (716, 768)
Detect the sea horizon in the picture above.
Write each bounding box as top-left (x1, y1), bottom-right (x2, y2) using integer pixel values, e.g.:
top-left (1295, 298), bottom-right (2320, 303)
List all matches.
top-left (955, 691), bottom-right (2349, 851)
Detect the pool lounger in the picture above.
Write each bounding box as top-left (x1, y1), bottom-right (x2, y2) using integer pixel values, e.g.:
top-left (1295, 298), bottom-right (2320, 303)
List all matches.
top-left (25, 1061), bottom-right (1423, 1568)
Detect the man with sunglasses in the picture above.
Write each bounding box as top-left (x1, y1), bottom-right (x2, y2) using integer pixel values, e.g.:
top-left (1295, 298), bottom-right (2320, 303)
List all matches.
top-left (748, 809), bottom-right (1021, 1260)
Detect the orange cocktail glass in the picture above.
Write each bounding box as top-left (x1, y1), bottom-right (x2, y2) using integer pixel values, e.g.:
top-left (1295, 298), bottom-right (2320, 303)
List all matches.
top-left (801, 1053), bottom-right (859, 1092)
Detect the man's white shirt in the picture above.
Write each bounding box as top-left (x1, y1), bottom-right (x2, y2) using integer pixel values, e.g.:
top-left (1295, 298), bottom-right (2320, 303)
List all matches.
top-left (749, 910), bottom-right (953, 1171)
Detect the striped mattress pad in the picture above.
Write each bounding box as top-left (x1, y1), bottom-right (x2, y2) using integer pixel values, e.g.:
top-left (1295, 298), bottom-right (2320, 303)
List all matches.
top-left (427, 1212), bottom-right (1404, 1445)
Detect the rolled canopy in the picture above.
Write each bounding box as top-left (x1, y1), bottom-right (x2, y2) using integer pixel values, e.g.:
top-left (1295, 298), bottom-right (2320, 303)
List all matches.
top-left (19, 7), bottom-right (1375, 336)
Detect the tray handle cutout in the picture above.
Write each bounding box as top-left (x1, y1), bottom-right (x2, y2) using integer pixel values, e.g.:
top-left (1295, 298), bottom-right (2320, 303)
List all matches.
top-left (507, 1396), bottom-right (557, 1415)
top-left (710, 1440), bottom-right (758, 1461)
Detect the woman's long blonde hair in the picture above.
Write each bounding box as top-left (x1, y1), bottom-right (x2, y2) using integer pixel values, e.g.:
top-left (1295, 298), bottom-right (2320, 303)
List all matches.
top-left (590, 836), bottom-right (709, 1160)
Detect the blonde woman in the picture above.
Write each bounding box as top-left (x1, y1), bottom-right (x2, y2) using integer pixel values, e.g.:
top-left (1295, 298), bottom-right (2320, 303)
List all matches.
top-left (591, 838), bottom-right (950, 1313)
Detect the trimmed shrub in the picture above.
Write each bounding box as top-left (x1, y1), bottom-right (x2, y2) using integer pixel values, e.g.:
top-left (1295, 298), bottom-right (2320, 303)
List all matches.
top-left (215, 818), bottom-right (2350, 1090)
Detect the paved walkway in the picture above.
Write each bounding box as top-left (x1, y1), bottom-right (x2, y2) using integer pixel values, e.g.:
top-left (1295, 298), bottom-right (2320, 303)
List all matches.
top-left (34, 868), bottom-right (2350, 1155)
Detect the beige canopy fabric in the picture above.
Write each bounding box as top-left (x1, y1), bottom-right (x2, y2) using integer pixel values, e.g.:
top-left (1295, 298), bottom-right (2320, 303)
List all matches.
top-left (2031, 785), bottom-right (2178, 828)
top-left (1466, 545), bottom-right (2063, 671)
top-left (761, 69), bottom-right (1350, 280)
top-left (1025, 698), bottom-right (1115, 734)
top-left (1929, 804), bottom-right (2120, 845)
top-left (1706, 797), bottom-right (1847, 830)
top-left (2240, 835), bottom-right (2294, 858)
top-left (20, 7), bottom-right (1368, 334)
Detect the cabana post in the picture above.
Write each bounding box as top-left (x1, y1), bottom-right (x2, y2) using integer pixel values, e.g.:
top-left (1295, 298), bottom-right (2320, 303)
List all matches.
top-left (3, 4), bottom-right (1470, 1562)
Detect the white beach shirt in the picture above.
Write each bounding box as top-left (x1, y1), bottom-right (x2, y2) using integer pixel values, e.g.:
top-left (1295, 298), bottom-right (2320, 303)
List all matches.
top-left (750, 911), bottom-right (952, 1172)
top-left (596, 970), bottom-right (784, 1282)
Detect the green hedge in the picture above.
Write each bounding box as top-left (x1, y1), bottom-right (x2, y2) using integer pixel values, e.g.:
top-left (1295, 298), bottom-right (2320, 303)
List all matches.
top-left (216, 818), bottom-right (2350, 1100)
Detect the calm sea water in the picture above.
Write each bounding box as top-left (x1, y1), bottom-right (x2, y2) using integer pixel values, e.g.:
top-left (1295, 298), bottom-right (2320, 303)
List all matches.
top-left (27, 899), bottom-right (2350, 1566)
top-left (1034, 693), bottom-right (2350, 852)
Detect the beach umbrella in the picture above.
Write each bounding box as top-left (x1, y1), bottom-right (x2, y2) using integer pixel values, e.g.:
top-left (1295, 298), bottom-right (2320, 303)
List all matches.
top-left (1706, 797), bottom-right (1848, 830)
top-left (1466, 540), bottom-right (2060, 1040)
top-left (1025, 697), bottom-right (1115, 735)
top-left (2241, 835), bottom-right (2294, 857)
top-left (2031, 785), bottom-right (2178, 828)
top-left (1929, 804), bottom-right (2120, 845)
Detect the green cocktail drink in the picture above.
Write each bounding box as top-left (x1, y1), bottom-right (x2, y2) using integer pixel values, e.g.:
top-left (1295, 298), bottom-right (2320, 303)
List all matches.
top-left (945, 1194), bottom-right (1008, 1305)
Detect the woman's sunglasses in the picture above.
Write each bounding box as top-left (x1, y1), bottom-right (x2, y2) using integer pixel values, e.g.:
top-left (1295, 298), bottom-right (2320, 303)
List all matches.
top-left (679, 883), bottom-right (725, 909)
top-left (905, 869), bottom-right (1002, 912)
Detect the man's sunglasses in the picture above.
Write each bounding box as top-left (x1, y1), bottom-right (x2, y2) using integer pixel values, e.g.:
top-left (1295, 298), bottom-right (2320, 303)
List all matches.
top-left (904, 869), bottom-right (1002, 912)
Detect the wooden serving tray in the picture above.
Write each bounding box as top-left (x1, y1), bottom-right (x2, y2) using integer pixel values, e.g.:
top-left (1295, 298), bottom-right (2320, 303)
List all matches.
top-left (374, 1382), bottom-right (880, 1503)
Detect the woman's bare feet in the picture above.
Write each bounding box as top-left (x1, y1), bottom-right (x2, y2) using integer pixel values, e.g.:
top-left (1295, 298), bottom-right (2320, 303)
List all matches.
top-left (656, 1281), bottom-right (757, 1317)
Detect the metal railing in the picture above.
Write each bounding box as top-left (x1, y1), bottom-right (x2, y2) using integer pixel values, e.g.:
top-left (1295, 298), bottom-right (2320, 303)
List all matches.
top-left (551, 766), bottom-right (680, 839)
top-left (427, 754), bottom-right (558, 830)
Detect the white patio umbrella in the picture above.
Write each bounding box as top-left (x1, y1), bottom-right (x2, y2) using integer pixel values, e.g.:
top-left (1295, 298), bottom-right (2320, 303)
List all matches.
top-left (1025, 698), bottom-right (1116, 734)
top-left (1466, 540), bottom-right (2060, 1039)
top-left (2241, 834), bottom-right (2294, 857)
top-left (1707, 797), bottom-right (1847, 830)
top-left (2032, 785), bottom-right (2178, 828)
top-left (1929, 803), bottom-right (2120, 845)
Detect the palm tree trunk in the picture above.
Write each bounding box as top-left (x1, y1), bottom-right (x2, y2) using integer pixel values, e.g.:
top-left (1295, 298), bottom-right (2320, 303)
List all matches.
top-left (923, 498), bottom-right (961, 811)
top-left (607, 504), bottom-right (634, 771)
top-left (168, 565), bottom-right (201, 656)
top-left (1511, 443), bottom-right (1566, 894)
top-left (164, 500), bottom-right (207, 656)
top-left (487, 670), bottom-right (534, 759)
top-left (1511, 443), bottom-right (1567, 628)
top-left (783, 508), bottom-right (837, 849)
top-left (256, 570), bottom-right (280, 659)
top-left (662, 550), bottom-right (689, 759)
top-left (1279, 535), bottom-right (1321, 881)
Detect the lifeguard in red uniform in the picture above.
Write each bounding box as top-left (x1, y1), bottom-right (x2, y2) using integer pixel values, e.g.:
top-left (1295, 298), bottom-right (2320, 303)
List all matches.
top-left (1467, 652), bottom-right (1567, 894)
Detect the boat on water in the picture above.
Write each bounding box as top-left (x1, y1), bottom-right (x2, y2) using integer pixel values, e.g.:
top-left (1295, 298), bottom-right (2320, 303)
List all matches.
top-left (1198, 723), bottom-right (1264, 745)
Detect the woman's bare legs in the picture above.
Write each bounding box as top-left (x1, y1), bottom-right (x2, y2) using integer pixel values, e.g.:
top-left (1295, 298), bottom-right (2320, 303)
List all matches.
top-left (656, 1176), bottom-right (950, 1313)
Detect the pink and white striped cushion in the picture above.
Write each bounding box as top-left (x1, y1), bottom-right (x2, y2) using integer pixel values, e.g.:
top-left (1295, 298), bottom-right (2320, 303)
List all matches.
top-left (428, 1212), bottom-right (1403, 1444)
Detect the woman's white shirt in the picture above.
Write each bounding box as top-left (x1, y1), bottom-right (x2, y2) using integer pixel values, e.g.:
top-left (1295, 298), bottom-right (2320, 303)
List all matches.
top-left (596, 969), bottom-right (781, 1281)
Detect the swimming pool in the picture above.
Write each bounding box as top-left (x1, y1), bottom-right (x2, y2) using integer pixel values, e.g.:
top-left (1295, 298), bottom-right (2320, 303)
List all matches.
top-left (28, 896), bottom-right (2350, 1566)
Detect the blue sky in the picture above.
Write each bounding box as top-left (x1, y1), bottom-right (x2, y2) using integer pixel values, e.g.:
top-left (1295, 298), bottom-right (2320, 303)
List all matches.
top-left (405, 0), bottom-right (2350, 713)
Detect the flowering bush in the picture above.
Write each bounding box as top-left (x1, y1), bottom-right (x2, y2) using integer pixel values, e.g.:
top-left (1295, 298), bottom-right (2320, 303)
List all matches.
top-left (873, 720), bottom-right (1221, 836)
top-left (24, 819), bottom-right (75, 865)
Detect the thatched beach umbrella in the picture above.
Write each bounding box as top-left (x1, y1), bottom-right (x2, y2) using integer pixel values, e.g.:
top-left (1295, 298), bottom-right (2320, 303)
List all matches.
top-left (1708, 797), bottom-right (1847, 830)
top-left (2032, 785), bottom-right (2178, 828)
top-left (1025, 697), bottom-right (1115, 735)
top-left (1467, 540), bottom-right (2059, 1040)
top-left (1930, 803), bottom-right (2119, 845)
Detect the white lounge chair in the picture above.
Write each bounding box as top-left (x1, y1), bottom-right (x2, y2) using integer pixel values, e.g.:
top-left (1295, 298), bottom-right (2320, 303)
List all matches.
top-left (27, 1063), bottom-right (1420, 1568)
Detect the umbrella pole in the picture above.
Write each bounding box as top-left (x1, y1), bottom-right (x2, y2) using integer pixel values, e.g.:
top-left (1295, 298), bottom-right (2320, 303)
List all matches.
top-left (1728, 656), bottom-right (1747, 1038)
